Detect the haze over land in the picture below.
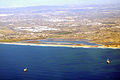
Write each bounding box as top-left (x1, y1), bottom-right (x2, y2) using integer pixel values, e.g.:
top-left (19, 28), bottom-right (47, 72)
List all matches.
top-left (0, 0), bottom-right (119, 8)
top-left (0, 0), bottom-right (120, 47)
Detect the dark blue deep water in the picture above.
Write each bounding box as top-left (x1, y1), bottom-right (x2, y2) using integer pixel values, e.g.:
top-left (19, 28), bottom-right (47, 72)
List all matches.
top-left (0, 44), bottom-right (120, 80)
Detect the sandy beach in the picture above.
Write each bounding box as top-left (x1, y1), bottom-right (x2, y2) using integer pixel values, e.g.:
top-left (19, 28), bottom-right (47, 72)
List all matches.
top-left (0, 42), bottom-right (120, 49)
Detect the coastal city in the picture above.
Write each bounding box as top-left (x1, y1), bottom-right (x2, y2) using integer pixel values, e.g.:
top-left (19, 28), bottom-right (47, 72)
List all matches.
top-left (1, 0), bottom-right (120, 80)
top-left (0, 5), bottom-right (120, 47)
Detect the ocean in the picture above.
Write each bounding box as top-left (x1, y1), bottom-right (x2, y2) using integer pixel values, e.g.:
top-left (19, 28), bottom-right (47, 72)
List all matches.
top-left (0, 44), bottom-right (120, 80)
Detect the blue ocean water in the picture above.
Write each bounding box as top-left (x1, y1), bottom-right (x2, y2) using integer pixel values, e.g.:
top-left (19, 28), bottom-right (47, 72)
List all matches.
top-left (0, 44), bottom-right (120, 80)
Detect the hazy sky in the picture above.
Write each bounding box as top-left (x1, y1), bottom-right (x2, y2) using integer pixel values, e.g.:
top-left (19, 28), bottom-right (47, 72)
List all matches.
top-left (0, 0), bottom-right (119, 8)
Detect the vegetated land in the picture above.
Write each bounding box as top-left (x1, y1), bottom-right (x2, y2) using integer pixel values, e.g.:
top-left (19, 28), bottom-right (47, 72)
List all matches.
top-left (0, 5), bottom-right (120, 47)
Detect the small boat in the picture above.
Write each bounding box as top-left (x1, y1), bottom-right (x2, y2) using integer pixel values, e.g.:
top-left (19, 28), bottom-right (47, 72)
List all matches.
top-left (107, 59), bottom-right (110, 64)
top-left (24, 67), bottom-right (27, 72)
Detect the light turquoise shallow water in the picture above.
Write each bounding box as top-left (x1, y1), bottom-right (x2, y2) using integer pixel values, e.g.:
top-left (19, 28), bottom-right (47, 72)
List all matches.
top-left (0, 44), bottom-right (120, 80)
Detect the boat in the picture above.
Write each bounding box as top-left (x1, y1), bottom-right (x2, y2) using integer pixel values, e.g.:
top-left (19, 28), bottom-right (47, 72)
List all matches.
top-left (24, 67), bottom-right (27, 72)
top-left (107, 59), bottom-right (110, 64)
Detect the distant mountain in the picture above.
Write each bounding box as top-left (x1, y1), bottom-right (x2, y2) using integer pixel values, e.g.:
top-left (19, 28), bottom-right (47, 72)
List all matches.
top-left (0, 5), bottom-right (119, 14)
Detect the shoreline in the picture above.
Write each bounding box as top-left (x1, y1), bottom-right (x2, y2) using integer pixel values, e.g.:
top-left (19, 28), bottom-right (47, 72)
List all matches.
top-left (0, 42), bottom-right (120, 49)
